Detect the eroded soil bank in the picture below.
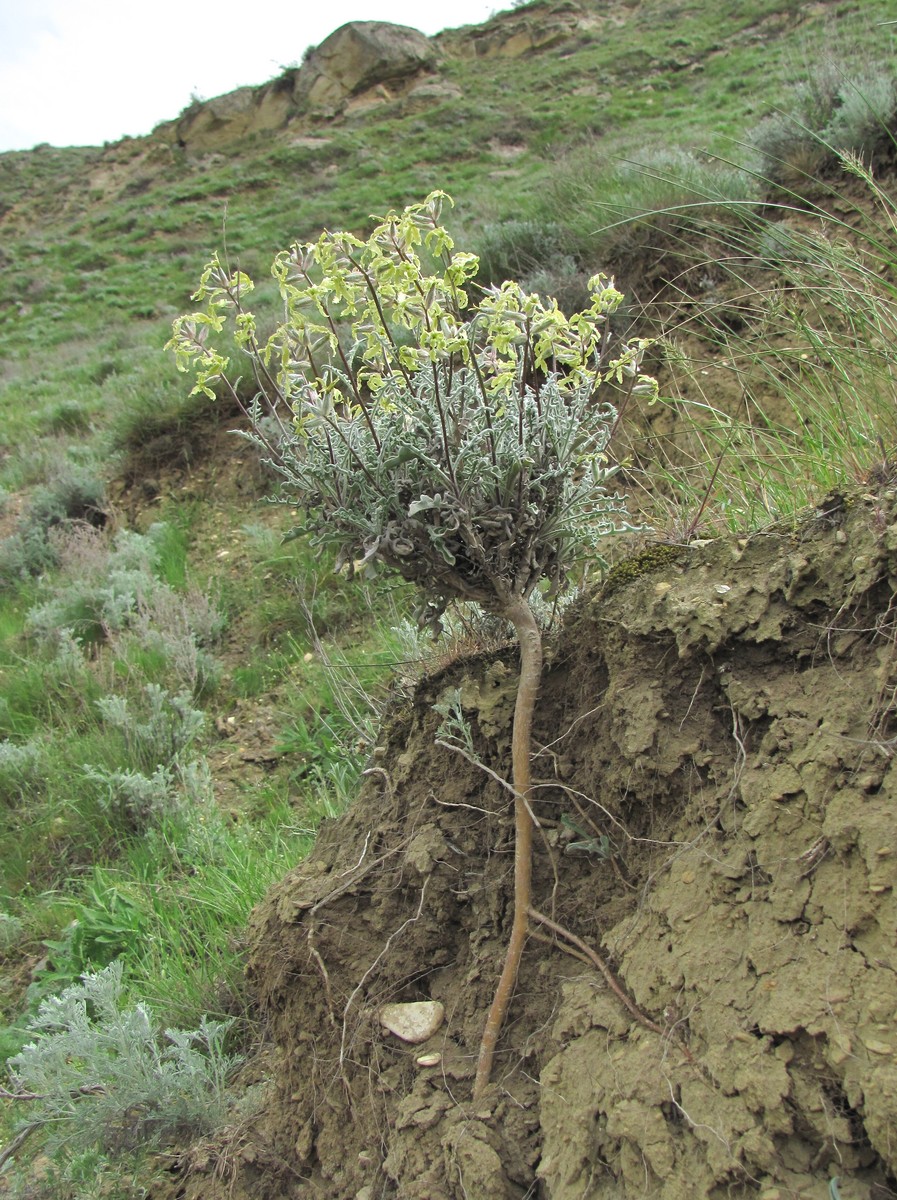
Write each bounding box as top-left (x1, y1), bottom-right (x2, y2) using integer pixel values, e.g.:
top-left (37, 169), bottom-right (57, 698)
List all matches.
top-left (164, 489), bottom-right (897, 1200)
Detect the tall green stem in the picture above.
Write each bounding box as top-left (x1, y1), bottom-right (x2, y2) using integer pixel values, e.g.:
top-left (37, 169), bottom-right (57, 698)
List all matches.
top-left (473, 594), bottom-right (542, 1099)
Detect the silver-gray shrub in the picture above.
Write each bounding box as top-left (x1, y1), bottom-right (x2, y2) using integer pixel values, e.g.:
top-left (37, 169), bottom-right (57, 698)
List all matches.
top-left (7, 961), bottom-right (238, 1154)
top-left (25, 524), bottom-right (223, 692)
top-left (751, 60), bottom-right (897, 186)
top-left (127, 583), bottom-right (223, 696)
top-left (83, 758), bottom-right (214, 830)
top-left (25, 525), bottom-right (154, 643)
top-left (0, 465), bottom-right (106, 585)
top-left (270, 371), bottom-right (633, 631)
top-left (0, 739), bottom-right (46, 804)
top-left (95, 684), bottom-right (205, 773)
top-left (168, 192), bottom-right (657, 631)
top-left (0, 909), bottom-right (24, 953)
top-left (83, 764), bottom-right (181, 828)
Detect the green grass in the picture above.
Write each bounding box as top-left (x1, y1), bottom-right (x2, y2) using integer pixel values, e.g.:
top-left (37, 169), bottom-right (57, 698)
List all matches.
top-left (40, 798), bottom-right (316, 1026)
top-left (615, 150), bottom-right (897, 535)
top-left (0, 505), bottom-right (407, 1038)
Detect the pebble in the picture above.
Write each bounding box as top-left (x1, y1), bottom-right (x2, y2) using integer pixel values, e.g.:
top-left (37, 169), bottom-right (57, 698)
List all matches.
top-left (416, 1052), bottom-right (442, 1067)
top-left (380, 1001), bottom-right (445, 1044)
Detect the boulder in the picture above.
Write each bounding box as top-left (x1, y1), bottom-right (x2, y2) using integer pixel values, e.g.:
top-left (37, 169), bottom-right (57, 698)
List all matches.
top-left (295, 21), bottom-right (436, 114)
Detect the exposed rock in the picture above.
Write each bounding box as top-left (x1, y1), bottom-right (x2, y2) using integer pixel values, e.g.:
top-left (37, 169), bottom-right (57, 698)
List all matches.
top-left (153, 4), bottom-right (612, 154)
top-left (158, 19), bottom-right (446, 151)
top-left (404, 77), bottom-right (463, 112)
top-left (467, 1), bottom-right (589, 58)
top-left (170, 83), bottom-right (293, 152)
top-left (295, 21), bottom-right (437, 115)
top-left (380, 1000), bottom-right (445, 1044)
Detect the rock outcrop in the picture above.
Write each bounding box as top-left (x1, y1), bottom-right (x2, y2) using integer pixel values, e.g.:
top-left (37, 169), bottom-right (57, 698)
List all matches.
top-left (168, 83), bottom-right (294, 153)
top-left (159, 4), bottom-right (599, 152)
top-left (467, 0), bottom-right (586, 57)
top-left (296, 21), bottom-right (437, 115)
top-left (165, 19), bottom-right (440, 151)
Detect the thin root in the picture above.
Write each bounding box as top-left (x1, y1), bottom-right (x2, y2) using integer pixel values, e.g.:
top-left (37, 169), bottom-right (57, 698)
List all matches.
top-left (529, 905), bottom-right (690, 1052)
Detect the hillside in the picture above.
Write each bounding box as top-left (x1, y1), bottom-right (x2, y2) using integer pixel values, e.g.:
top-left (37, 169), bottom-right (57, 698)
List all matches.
top-left (1, 1), bottom-right (897, 1197)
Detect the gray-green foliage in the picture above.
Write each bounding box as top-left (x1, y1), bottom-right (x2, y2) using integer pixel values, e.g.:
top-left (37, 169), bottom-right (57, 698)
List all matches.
top-left (95, 684), bottom-right (205, 773)
top-left (433, 687), bottom-right (476, 758)
top-left (0, 910), bottom-right (24, 953)
top-left (7, 962), bottom-right (237, 1155)
top-left (168, 193), bottom-right (656, 629)
top-left (474, 218), bottom-right (571, 289)
top-left (751, 59), bottom-right (897, 188)
top-left (0, 739), bottom-right (46, 803)
top-left (23, 522), bottom-right (222, 702)
top-left (0, 466), bottom-right (106, 584)
top-left (26, 527), bottom-right (153, 644)
top-left (546, 147), bottom-right (760, 273)
top-left (277, 370), bottom-right (633, 629)
top-left (83, 759), bottom-right (212, 829)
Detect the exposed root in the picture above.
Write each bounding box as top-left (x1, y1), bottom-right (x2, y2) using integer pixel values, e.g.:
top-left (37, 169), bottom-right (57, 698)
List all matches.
top-left (473, 595), bottom-right (542, 1100)
top-left (339, 879), bottom-right (431, 1077)
top-left (306, 931), bottom-right (338, 1028)
top-left (528, 906), bottom-right (667, 1038)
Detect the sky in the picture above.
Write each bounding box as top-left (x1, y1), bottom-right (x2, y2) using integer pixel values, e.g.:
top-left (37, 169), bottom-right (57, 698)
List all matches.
top-left (0, 0), bottom-right (502, 153)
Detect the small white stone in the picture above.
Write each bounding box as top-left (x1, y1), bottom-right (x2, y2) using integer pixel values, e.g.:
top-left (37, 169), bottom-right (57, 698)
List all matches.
top-left (415, 1052), bottom-right (442, 1067)
top-left (380, 1001), bottom-right (445, 1044)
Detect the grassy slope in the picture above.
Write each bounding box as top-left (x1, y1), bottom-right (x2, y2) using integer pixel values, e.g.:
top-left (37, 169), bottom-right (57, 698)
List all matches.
top-left (1, 0), bottom-right (891, 460)
top-left (0, 0), bottom-right (896, 1186)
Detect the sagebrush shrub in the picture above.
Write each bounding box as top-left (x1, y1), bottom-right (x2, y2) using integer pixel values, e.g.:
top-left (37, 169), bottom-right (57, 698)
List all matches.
top-left (25, 523), bottom-right (222, 694)
top-left (751, 60), bottom-right (897, 190)
top-left (0, 739), bottom-right (46, 804)
top-left (474, 217), bottom-right (570, 288)
top-left (95, 684), bottom-right (205, 773)
top-left (84, 764), bottom-right (184, 829)
top-left (127, 583), bottom-right (223, 697)
top-left (8, 962), bottom-right (238, 1155)
top-left (84, 758), bottom-right (213, 832)
top-left (0, 909), bottom-right (24, 954)
top-left (0, 466), bottom-right (107, 585)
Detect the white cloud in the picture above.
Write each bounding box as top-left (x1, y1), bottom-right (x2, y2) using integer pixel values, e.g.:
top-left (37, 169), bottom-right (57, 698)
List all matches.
top-left (0, 0), bottom-right (500, 152)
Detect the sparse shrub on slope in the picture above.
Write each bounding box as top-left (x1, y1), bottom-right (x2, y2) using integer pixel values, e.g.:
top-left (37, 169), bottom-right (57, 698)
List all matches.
top-left (544, 147), bottom-right (759, 294)
top-left (5, 962), bottom-right (237, 1164)
top-left (0, 465), bottom-right (106, 584)
top-left (25, 522), bottom-right (222, 693)
top-left (751, 58), bottom-right (897, 193)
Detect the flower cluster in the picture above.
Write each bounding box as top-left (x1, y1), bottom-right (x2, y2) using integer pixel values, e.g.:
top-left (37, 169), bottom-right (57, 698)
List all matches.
top-left (167, 192), bottom-right (656, 622)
